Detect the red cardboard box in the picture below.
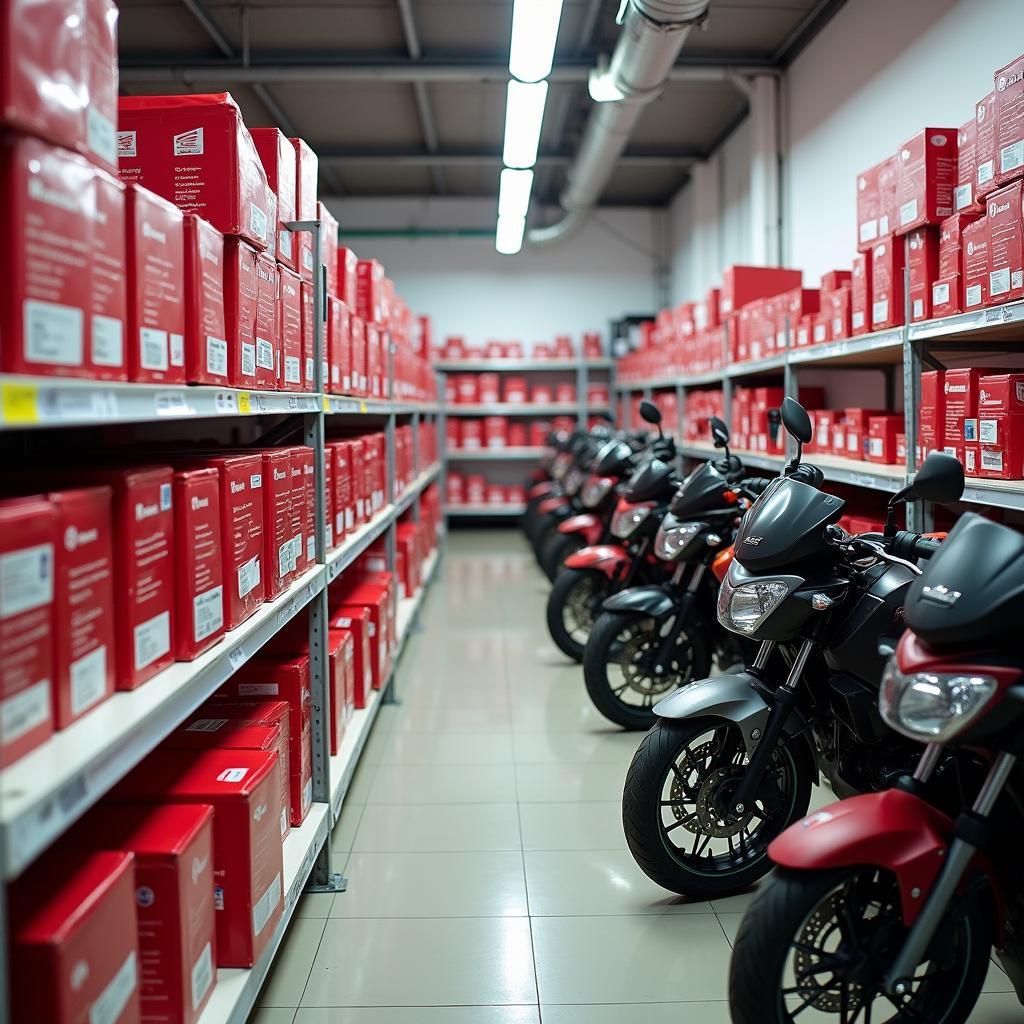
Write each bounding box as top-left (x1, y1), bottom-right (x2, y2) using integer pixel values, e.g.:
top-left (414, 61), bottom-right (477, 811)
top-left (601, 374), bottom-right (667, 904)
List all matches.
top-left (813, 411), bottom-right (837, 454)
top-left (333, 584), bottom-right (392, 688)
top-left (173, 468), bottom-right (224, 662)
top-left (91, 167), bottom-right (129, 379)
top-left (980, 372), bottom-right (1024, 414)
top-left (994, 54), bottom-right (1024, 188)
top-left (979, 418), bottom-right (1024, 479)
top-left (1, 138), bottom-right (95, 378)
top-left (720, 265), bottom-right (802, 317)
top-left (290, 137), bottom-right (318, 281)
top-left (49, 488), bottom-right (116, 729)
top-left (329, 605), bottom-right (373, 707)
top-left (301, 280), bottom-right (316, 390)
top-left (922, 369), bottom-right (945, 422)
top-left (116, 748), bottom-right (283, 968)
top-left (327, 629), bottom-right (355, 752)
top-left (977, 92), bottom-right (998, 200)
top-left (844, 408), bottom-right (887, 460)
top-left (955, 116), bottom-right (979, 213)
top-left (10, 849), bottom-right (141, 1024)
top-left (895, 128), bottom-right (958, 234)
top-left (867, 415), bottom-right (903, 464)
top-left (856, 157), bottom-right (898, 249)
top-left (931, 274), bottom-right (962, 317)
top-left (218, 659), bottom-right (312, 824)
top-left (828, 286), bottom-right (852, 340)
top-left (986, 180), bottom-right (1024, 304)
top-left (327, 296), bottom-right (351, 393)
top-left (254, 253), bottom-right (279, 389)
top-left (938, 213), bottom-right (980, 278)
top-left (224, 238), bottom-right (259, 387)
top-left (478, 372), bottom-right (501, 403)
top-left (256, 449), bottom-right (293, 600)
top-left (851, 254), bottom-right (871, 335)
top-left (251, 127), bottom-right (297, 271)
top-left (350, 314), bottom-right (367, 396)
top-left (962, 216), bottom-right (990, 310)
top-left (870, 236), bottom-right (905, 330)
top-left (286, 448), bottom-right (308, 576)
top-left (0, 497), bottom-right (57, 765)
top-left (327, 441), bottom-right (353, 536)
top-left (906, 226), bottom-right (939, 322)
top-left (183, 214), bottom-right (229, 384)
top-left (318, 201), bottom-right (338, 297)
top-left (278, 267), bottom-right (303, 390)
top-left (356, 258), bottom-right (384, 325)
top-left (126, 184), bottom-right (186, 383)
top-left (84, 804), bottom-right (216, 1024)
top-left (944, 368), bottom-right (980, 446)
top-left (337, 246), bottom-right (357, 310)
top-left (485, 416), bottom-right (508, 448)
top-left (118, 93), bottom-right (273, 250)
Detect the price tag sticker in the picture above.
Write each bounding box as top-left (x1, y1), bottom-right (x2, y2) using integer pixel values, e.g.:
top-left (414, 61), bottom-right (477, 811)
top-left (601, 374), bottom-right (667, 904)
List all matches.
top-left (237, 391), bottom-right (252, 414)
top-left (2, 382), bottom-right (39, 424)
top-left (155, 391), bottom-right (193, 416)
top-left (322, 395), bottom-right (331, 412)
top-left (288, 395), bottom-right (300, 411)
top-left (254, 393), bottom-right (270, 414)
top-left (215, 391), bottom-right (238, 414)
top-left (360, 401), bottom-right (368, 413)
top-left (228, 647), bottom-right (246, 670)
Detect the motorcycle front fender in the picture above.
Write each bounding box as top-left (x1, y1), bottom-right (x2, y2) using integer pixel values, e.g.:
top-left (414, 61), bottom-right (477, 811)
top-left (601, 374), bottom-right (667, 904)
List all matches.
top-left (769, 789), bottom-right (959, 926)
top-left (602, 586), bottom-right (675, 619)
top-left (529, 481), bottom-right (557, 500)
top-left (652, 671), bottom-right (770, 755)
top-left (564, 544), bottom-right (629, 579)
top-left (558, 514), bottom-right (602, 545)
top-left (538, 496), bottom-right (569, 515)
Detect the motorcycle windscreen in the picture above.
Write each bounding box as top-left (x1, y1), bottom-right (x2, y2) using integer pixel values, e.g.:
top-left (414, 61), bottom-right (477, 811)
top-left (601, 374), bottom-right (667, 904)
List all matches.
top-left (595, 440), bottom-right (635, 476)
top-left (905, 512), bottom-right (1024, 647)
top-left (670, 461), bottom-right (732, 517)
top-left (734, 477), bottom-right (844, 573)
top-left (622, 458), bottom-right (675, 502)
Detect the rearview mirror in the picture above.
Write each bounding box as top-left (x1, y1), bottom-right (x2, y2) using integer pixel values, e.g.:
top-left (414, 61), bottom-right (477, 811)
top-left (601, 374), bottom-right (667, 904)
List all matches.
top-left (639, 400), bottom-right (662, 426)
top-left (781, 397), bottom-right (813, 445)
top-left (709, 416), bottom-right (730, 449)
top-left (895, 451), bottom-right (965, 505)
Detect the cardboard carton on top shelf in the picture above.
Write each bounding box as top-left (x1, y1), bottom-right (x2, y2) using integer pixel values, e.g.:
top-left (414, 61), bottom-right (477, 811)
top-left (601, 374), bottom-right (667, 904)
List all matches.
top-left (223, 237), bottom-right (259, 388)
top-left (182, 214), bottom-right (229, 385)
top-left (337, 246), bottom-right (358, 310)
top-left (318, 201), bottom-right (339, 296)
top-left (301, 280), bottom-right (317, 390)
top-left (955, 115), bottom-right (980, 213)
top-left (91, 168), bottom-right (129, 380)
top-left (251, 127), bottom-right (297, 271)
top-left (985, 180), bottom-right (1024, 305)
top-left (906, 226), bottom-right (939, 322)
top-left (328, 295), bottom-right (351, 394)
top-left (289, 137), bottom-right (318, 282)
top-left (976, 92), bottom-right (998, 201)
top-left (254, 252), bottom-right (280, 389)
top-left (870, 235), bottom-right (905, 330)
top-left (719, 265), bottom-right (802, 317)
top-left (895, 128), bottom-right (958, 235)
top-left (994, 54), bottom-right (1024, 189)
top-left (278, 266), bottom-right (303, 390)
top-left (961, 216), bottom-right (990, 311)
top-left (938, 212), bottom-right (982, 279)
top-left (851, 255), bottom-right (871, 335)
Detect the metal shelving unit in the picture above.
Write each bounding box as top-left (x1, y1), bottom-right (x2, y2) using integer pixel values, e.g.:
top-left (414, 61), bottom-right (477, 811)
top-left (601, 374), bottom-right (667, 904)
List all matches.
top-left (446, 402), bottom-right (610, 416)
top-left (0, 218), bottom-right (447, 1024)
top-left (447, 446), bottom-right (545, 461)
top-left (446, 503), bottom-right (527, 516)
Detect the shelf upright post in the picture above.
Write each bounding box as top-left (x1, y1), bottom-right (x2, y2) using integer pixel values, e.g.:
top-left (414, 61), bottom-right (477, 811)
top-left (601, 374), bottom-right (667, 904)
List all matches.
top-left (783, 315), bottom-right (798, 461)
top-left (437, 371), bottom-right (448, 553)
top-left (675, 383), bottom-right (686, 440)
top-left (901, 246), bottom-right (930, 531)
top-left (384, 336), bottom-right (398, 704)
top-left (577, 354), bottom-right (587, 428)
top-left (722, 319), bottom-right (733, 430)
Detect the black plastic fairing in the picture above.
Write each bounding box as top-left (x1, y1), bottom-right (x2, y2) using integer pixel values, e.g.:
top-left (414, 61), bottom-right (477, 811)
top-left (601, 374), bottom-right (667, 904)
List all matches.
top-left (623, 458), bottom-right (676, 502)
top-left (595, 440), bottom-right (636, 477)
top-left (670, 462), bottom-right (733, 517)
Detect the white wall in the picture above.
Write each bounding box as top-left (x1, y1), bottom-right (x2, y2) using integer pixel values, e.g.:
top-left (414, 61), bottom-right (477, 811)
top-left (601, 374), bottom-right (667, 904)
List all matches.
top-left (666, 0), bottom-right (1023, 297)
top-left (327, 197), bottom-right (659, 351)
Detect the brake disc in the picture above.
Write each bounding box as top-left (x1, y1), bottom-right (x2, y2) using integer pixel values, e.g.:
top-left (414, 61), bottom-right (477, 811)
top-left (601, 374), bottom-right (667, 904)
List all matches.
top-left (621, 626), bottom-right (685, 696)
top-left (792, 892), bottom-right (864, 1015)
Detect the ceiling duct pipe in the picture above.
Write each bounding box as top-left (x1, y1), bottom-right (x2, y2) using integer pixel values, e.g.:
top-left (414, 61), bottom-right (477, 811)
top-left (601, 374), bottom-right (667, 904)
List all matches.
top-left (528, 0), bottom-right (712, 245)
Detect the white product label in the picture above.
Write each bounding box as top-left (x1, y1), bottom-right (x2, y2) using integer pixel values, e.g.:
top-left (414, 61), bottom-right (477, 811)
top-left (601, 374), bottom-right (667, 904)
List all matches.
top-left (0, 679), bottom-right (51, 745)
top-left (187, 718), bottom-right (228, 733)
top-left (859, 218), bottom-right (878, 244)
top-left (250, 203), bottom-right (269, 242)
top-left (991, 267), bottom-right (1011, 296)
top-left (966, 448), bottom-right (977, 473)
top-left (964, 418), bottom-right (978, 441)
top-left (89, 951), bottom-right (137, 1024)
top-left (980, 418), bottom-right (999, 443)
top-left (1015, 271), bottom-right (1024, 289)
top-left (241, 342), bottom-right (256, 377)
top-left (816, 424), bottom-right (829, 446)
top-left (912, 298), bottom-right (924, 319)
top-left (193, 585), bottom-right (224, 643)
top-left (306, 535), bottom-right (315, 562)
top-left (813, 323), bottom-right (825, 342)
top-left (868, 437), bottom-right (883, 457)
top-left (161, 483), bottom-right (172, 510)
top-left (238, 682), bottom-right (279, 696)
top-left (214, 885), bottom-right (224, 911)
top-left (290, 535), bottom-right (302, 568)
top-left (251, 474), bottom-right (263, 489)
top-left (0, 543), bottom-right (54, 616)
top-left (978, 160), bottom-right (995, 186)
top-left (900, 198), bottom-right (918, 226)
top-left (982, 449), bottom-right (1004, 471)
top-left (279, 230), bottom-right (293, 258)
top-left (284, 355), bottom-right (301, 383)
top-left (91, 315), bottom-right (123, 366)
top-left (256, 337), bottom-right (274, 370)
top-left (1000, 141), bottom-right (1024, 174)
top-left (238, 556), bottom-right (261, 598)
top-left (24, 299), bottom-right (84, 366)
top-left (206, 336), bottom-right (228, 377)
top-left (252, 873), bottom-right (282, 937)
top-left (335, 511), bottom-right (344, 534)
top-left (173, 127), bottom-right (204, 156)
top-left (216, 767), bottom-right (248, 783)
top-left (852, 311), bottom-right (865, 329)
top-left (879, 214), bottom-right (890, 235)
top-left (133, 610), bottom-right (170, 670)
top-left (966, 284), bottom-right (983, 308)
top-left (302, 776), bottom-right (313, 812)
top-left (303, 247), bottom-right (314, 272)
top-left (278, 540), bottom-right (292, 579)
top-left (872, 299), bottom-right (889, 325)
top-left (954, 182), bottom-right (973, 211)
top-left (325, 523), bottom-right (333, 548)
top-left (832, 318), bottom-right (843, 334)
top-left (70, 645), bottom-right (108, 716)
top-left (933, 282), bottom-right (950, 305)
top-left (140, 327), bottom-right (169, 370)
top-left (190, 942), bottom-right (214, 1012)
top-left (847, 435), bottom-right (859, 454)
top-left (117, 130), bottom-right (137, 158)
top-left (170, 333), bottom-right (185, 366)
top-left (87, 106), bottom-right (116, 167)
top-left (305, 357), bottom-right (314, 383)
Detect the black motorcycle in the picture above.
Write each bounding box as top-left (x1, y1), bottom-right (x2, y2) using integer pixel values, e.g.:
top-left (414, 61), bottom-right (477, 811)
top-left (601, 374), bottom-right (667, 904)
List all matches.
top-left (621, 398), bottom-right (965, 899)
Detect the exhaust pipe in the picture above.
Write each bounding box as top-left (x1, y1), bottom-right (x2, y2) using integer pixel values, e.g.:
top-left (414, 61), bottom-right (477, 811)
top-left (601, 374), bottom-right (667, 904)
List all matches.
top-left (528, 0), bottom-right (712, 245)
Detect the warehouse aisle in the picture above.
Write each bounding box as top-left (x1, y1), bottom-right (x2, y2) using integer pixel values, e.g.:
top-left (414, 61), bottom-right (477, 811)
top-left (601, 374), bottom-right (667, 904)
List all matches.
top-left (252, 531), bottom-right (1021, 1024)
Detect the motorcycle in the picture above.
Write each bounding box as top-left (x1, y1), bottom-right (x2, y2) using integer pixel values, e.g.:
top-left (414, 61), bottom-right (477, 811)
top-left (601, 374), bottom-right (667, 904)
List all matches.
top-left (621, 398), bottom-right (965, 899)
top-left (729, 507), bottom-right (1024, 1024)
top-left (581, 415), bottom-right (768, 730)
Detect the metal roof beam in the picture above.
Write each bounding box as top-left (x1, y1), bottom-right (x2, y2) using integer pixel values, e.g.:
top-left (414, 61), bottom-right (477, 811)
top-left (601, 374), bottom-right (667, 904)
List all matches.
top-left (316, 151), bottom-right (700, 168)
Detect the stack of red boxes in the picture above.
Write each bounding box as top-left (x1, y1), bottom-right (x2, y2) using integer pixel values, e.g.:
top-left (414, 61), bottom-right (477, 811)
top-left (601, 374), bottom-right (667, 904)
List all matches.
top-left (979, 373), bottom-right (1024, 478)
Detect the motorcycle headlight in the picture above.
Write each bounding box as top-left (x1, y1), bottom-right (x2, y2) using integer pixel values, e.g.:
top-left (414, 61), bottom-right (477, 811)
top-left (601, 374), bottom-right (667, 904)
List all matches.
top-left (879, 658), bottom-right (998, 742)
top-left (654, 521), bottom-right (702, 561)
top-left (581, 477), bottom-right (614, 509)
top-left (610, 505), bottom-right (651, 539)
top-left (717, 577), bottom-right (790, 634)
top-left (563, 467), bottom-right (584, 496)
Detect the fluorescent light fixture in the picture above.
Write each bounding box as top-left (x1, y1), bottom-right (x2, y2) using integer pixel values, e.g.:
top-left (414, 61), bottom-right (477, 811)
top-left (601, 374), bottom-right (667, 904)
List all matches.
top-left (503, 80), bottom-right (548, 169)
top-left (509, 0), bottom-right (565, 83)
top-left (589, 65), bottom-right (625, 103)
top-left (498, 168), bottom-right (534, 220)
top-left (496, 214), bottom-right (526, 255)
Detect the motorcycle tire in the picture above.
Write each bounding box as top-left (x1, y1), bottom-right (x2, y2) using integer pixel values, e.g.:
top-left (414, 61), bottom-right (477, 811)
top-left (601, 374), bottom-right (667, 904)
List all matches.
top-left (729, 865), bottom-right (992, 1024)
top-left (622, 717), bottom-right (812, 897)
top-left (546, 567), bottom-right (609, 662)
top-left (541, 530), bottom-right (585, 583)
top-left (583, 611), bottom-right (711, 731)
top-left (532, 516), bottom-right (563, 571)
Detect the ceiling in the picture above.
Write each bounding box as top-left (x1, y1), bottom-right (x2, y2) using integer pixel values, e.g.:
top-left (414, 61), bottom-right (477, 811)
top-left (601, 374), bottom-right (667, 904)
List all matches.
top-left (116, 0), bottom-right (846, 206)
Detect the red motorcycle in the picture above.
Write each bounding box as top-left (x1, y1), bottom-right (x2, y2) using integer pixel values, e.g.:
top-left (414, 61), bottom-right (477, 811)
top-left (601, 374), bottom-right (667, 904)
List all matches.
top-left (729, 510), bottom-right (1024, 1024)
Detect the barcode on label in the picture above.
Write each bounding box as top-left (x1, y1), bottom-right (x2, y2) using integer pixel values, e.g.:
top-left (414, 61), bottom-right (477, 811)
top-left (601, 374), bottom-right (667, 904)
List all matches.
top-left (140, 327), bottom-right (169, 370)
top-left (207, 336), bottom-right (228, 377)
top-left (252, 873), bottom-right (282, 936)
top-left (256, 338), bottom-right (275, 370)
top-left (1, 679), bottom-right (51, 744)
top-left (190, 943), bottom-right (214, 1011)
top-left (25, 299), bottom-right (84, 366)
top-left (193, 585), bottom-right (224, 643)
top-left (187, 718), bottom-right (228, 732)
top-left (70, 646), bottom-right (108, 716)
top-left (134, 611), bottom-right (170, 670)
top-left (241, 342), bottom-right (256, 377)
top-left (238, 556), bottom-right (261, 598)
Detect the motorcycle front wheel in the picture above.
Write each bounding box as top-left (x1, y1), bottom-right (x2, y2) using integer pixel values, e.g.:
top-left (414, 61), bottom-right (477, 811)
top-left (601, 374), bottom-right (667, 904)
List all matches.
top-left (729, 865), bottom-right (992, 1024)
top-left (540, 530), bottom-right (586, 582)
top-left (546, 567), bottom-right (610, 662)
top-left (622, 717), bottom-right (812, 897)
top-left (583, 610), bottom-right (710, 730)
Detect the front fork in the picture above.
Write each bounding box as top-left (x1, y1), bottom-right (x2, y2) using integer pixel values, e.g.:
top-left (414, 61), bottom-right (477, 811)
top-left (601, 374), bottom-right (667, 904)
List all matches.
top-left (883, 748), bottom-right (1017, 996)
top-left (650, 562), bottom-right (707, 671)
top-left (619, 537), bottom-right (649, 589)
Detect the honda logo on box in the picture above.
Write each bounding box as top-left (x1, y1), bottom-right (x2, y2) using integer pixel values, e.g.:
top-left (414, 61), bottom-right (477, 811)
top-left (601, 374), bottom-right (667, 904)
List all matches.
top-left (173, 127), bottom-right (204, 156)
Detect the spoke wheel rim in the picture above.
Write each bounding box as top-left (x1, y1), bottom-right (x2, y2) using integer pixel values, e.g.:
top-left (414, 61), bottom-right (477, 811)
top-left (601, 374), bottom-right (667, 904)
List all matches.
top-left (609, 618), bottom-right (696, 709)
top-left (563, 575), bottom-right (602, 642)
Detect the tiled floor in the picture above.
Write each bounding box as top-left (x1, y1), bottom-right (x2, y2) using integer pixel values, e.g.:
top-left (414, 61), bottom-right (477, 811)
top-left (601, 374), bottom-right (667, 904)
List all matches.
top-left (253, 530), bottom-right (1022, 1024)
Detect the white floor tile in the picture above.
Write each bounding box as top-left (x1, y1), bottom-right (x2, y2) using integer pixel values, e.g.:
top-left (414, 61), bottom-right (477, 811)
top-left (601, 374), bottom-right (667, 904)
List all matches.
top-left (352, 801), bottom-right (522, 852)
top-left (293, 1009), bottom-right (540, 1024)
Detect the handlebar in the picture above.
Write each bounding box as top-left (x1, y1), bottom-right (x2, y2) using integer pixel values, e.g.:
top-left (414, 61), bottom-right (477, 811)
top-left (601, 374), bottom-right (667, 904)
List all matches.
top-left (890, 531), bottom-right (943, 561)
top-left (738, 476), bottom-right (773, 497)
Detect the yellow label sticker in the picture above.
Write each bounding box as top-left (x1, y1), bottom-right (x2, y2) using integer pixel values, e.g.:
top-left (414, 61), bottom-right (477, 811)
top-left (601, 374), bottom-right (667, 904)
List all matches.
top-left (360, 401), bottom-right (367, 413)
top-left (322, 395), bottom-right (331, 412)
top-left (2, 383), bottom-right (39, 424)
top-left (237, 391), bottom-right (252, 414)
